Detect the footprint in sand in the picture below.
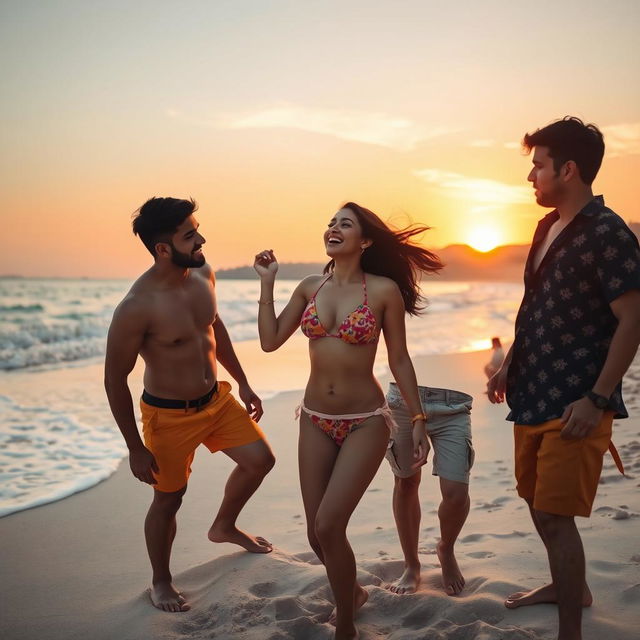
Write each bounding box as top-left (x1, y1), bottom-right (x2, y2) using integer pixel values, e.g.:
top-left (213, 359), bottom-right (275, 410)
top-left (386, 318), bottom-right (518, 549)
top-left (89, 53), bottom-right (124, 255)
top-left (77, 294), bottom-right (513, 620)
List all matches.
top-left (599, 473), bottom-right (630, 484)
top-left (467, 551), bottom-right (496, 558)
top-left (461, 533), bottom-right (485, 543)
top-left (622, 584), bottom-right (640, 604)
top-left (594, 505), bottom-right (617, 513)
top-left (478, 495), bottom-right (514, 509)
top-left (249, 581), bottom-right (278, 597)
top-left (589, 559), bottom-right (624, 574)
top-left (277, 615), bottom-right (329, 638)
top-left (492, 530), bottom-right (529, 538)
top-left (274, 596), bottom-right (312, 621)
top-left (292, 551), bottom-right (321, 565)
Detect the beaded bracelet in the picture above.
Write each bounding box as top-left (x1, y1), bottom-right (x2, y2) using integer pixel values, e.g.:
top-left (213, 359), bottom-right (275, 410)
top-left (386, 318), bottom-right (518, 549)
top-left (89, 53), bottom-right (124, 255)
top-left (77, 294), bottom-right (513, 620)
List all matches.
top-left (410, 413), bottom-right (427, 424)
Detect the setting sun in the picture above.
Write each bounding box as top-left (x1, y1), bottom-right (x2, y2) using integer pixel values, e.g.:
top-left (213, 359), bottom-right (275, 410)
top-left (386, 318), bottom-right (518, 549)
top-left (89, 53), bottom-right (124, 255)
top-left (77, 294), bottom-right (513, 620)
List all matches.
top-left (466, 225), bottom-right (502, 252)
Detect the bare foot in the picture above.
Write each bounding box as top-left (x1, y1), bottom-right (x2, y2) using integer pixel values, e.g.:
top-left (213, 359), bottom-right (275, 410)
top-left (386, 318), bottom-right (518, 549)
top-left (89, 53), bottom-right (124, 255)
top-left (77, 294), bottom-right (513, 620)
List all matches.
top-left (329, 584), bottom-right (369, 625)
top-left (208, 524), bottom-right (273, 553)
top-left (149, 582), bottom-right (190, 612)
top-left (335, 626), bottom-right (360, 640)
top-left (504, 582), bottom-right (593, 609)
top-left (437, 541), bottom-right (465, 596)
top-left (385, 566), bottom-right (421, 594)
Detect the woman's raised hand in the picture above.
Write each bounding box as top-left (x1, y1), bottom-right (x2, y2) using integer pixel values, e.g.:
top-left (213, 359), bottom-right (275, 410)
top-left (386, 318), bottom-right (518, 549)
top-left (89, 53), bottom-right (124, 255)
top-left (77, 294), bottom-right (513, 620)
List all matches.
top-left (254, 249), bottom-right (279, 278)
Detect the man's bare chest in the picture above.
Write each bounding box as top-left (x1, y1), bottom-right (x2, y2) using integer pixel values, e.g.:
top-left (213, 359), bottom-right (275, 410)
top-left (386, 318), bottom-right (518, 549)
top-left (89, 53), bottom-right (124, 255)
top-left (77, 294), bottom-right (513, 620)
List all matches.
top-left (532, 222), bottom-right (567, 273)
top-left (148, 286), bottom-right (217, 345)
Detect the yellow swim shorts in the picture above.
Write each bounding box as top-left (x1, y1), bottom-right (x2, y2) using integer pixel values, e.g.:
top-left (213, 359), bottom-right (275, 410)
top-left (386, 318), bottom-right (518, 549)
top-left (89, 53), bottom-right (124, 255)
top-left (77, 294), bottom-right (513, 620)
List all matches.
top-left (514, 412), bottom-right (614, 517)
top-left (140, 381), bottom-right (265, 492)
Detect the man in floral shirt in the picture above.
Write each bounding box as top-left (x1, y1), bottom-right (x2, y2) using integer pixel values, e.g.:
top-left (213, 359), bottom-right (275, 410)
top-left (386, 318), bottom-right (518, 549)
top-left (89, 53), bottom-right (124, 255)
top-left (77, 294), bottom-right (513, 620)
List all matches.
top-left (488, 116), bottom-right (640, 640)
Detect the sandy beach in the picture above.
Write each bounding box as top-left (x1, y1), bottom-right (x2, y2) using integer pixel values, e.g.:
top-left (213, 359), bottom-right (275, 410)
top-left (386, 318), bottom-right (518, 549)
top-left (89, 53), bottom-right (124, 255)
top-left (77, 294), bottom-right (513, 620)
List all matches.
top-left (1, 347), bottom-right (639, 640)
top-left (2, 1), bottom-right (639, 638)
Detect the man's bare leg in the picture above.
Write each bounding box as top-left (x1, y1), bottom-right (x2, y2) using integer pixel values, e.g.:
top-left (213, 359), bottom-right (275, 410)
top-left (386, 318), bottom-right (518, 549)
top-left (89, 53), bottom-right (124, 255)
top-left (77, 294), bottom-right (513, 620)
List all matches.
top-left (386, 471), bottom-right (422, 594)
top-left (526, 510), bottom-right (585, 640)
top-left (208, 439), bottom-right (275, 553)
top-left (145, 487), bottom-right (190, 612)
top-left (505, 583), bottom-right (593, 609)
top-left (436, 477), bottom-right (469, 596)
top-left (505, 502), bottom-right (592, 609)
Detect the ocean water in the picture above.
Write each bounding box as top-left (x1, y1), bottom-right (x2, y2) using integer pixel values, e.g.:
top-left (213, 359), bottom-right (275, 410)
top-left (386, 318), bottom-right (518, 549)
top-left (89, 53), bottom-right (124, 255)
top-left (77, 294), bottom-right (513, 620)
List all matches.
top-left (0, 277), bottom-right (523, 517)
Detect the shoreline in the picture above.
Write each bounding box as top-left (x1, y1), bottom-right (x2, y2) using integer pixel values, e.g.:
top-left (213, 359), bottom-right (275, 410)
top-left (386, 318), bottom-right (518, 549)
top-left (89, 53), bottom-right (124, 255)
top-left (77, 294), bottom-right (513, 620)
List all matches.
top-left (0, 334), bottom-right (509, 520)
top-left (2, 348), bottom-right (639, 639)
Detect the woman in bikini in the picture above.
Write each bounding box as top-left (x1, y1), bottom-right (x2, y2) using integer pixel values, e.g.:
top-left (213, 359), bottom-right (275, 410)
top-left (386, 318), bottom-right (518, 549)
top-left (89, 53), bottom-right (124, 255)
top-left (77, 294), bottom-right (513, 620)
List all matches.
top-left (254, 202), bottom-right (442, 640)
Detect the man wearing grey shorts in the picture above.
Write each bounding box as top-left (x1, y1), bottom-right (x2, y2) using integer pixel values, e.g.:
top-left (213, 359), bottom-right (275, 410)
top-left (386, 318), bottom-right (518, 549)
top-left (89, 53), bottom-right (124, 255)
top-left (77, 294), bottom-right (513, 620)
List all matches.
top-left (384, 382), bottom-right (474, 595)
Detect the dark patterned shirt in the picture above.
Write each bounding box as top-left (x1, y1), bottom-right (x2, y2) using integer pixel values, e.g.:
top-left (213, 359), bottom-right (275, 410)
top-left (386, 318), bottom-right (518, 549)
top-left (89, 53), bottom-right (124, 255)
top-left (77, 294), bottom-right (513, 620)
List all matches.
top-left (506, 196), bottom-right (640, 425)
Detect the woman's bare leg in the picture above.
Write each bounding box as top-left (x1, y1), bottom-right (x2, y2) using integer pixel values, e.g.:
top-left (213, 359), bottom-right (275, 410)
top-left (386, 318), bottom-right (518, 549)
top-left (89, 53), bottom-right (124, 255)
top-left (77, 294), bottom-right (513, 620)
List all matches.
top-left (315, 418), bottom-right (390, 639)
top-left (298, 412), bottom-right (341, 562)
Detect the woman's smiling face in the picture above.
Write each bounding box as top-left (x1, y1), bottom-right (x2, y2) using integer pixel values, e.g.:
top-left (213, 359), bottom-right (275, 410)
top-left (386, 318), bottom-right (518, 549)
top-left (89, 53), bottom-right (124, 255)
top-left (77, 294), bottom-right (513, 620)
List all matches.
top-left (324, 208), bottom-right (366, 257)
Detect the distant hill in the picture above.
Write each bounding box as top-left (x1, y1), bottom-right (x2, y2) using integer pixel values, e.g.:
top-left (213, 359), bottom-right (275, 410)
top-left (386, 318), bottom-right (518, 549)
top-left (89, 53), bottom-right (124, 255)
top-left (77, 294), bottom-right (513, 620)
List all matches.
top-left (216, 245), bottom-right (530, 281)
top-left (217, 263), bottom-right (326, 279)
top-left (436, 244), bottom-right (528, 281)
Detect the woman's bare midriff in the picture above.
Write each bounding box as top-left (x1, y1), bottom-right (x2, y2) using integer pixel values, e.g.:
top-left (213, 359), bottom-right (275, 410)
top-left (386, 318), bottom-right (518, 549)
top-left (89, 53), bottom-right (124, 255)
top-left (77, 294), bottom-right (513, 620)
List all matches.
top-left (304, 340), bottom-right (384, 412)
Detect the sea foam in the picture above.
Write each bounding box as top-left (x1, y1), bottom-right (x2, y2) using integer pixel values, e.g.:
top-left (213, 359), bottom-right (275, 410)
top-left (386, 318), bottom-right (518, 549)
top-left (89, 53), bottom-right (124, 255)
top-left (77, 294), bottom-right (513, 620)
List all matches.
top-left (0, 276), bottom-right (524, 517)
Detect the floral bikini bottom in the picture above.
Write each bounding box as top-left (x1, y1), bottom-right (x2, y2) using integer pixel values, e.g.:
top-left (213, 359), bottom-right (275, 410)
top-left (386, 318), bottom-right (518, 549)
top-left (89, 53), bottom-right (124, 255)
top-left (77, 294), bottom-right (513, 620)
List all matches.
top-left (295, 402), bottom-right (397, 447)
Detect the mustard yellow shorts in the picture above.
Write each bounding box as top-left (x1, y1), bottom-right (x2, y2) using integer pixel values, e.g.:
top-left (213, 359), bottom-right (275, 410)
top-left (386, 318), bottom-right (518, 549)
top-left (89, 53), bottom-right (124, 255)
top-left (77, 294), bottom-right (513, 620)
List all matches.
top-left (514, 412), bottom-right (614, 518)
top-left (140, 381), bottom-right (265, 492)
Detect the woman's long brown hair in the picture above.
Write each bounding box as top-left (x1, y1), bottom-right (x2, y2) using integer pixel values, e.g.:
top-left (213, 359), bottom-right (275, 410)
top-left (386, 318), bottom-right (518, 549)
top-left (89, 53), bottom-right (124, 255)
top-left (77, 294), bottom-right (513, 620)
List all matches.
top-left (324, 202), bottom-right (443, 315)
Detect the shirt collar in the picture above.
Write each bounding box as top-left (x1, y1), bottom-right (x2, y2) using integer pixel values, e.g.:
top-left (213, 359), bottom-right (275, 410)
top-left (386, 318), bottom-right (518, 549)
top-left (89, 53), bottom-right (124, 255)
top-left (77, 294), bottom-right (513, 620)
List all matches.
top-left (578, 194), bottom-right (604, 217)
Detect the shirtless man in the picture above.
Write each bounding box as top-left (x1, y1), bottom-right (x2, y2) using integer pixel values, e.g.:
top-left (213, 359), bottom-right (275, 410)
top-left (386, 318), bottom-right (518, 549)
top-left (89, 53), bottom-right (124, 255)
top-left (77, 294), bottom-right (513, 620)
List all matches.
top-left (105, 197), bottom-right (275, 612)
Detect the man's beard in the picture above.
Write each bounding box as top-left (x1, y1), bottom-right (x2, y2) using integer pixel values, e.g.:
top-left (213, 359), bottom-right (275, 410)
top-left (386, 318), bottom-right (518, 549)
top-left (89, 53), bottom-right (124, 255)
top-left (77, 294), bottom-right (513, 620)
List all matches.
top-left (170, 243), bottom-right (205, 268)
top-left (535, 179), bottom-right (565, 208)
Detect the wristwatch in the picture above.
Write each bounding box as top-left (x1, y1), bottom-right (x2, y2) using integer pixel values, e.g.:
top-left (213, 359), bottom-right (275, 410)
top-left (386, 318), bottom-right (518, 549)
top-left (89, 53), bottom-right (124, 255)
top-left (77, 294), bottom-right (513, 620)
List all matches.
top-left (583, 390), bottom-right (609, 410)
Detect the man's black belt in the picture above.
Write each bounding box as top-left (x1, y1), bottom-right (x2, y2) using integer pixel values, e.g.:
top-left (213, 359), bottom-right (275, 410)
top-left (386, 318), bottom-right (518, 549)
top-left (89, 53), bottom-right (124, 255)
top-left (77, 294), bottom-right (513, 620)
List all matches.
top-left (142, 382), bottom-right (218, 411)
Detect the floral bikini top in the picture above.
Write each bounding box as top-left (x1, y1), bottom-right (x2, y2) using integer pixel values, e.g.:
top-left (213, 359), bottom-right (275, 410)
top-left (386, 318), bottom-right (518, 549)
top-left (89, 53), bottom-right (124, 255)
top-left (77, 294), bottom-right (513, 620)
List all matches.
top-left (300, 273), bottom-right (378, 345)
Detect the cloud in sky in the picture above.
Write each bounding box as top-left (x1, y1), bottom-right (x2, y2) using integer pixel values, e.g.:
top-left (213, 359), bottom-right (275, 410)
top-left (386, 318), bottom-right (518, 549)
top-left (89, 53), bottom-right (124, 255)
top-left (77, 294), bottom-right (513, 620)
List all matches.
top-left (413, 168), bottom-right (532, 205)
top-left (601, 123), bottom-right (640, 157)
top-left (168, 105), bottom-right (456, 151)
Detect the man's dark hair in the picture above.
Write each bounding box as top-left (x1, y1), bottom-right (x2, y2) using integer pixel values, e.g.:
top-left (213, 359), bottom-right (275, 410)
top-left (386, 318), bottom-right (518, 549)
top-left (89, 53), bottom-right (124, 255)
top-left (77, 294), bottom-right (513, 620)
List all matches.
top-left (522, 116), bottom-right (605, 185)
top-left (132, 197), bottom-right (198, 256)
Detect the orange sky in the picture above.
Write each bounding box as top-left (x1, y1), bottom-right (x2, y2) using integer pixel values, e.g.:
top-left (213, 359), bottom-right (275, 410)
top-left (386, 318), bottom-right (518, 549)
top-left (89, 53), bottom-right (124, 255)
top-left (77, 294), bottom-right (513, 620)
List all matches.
top-left (1, 1), bottom-right (639, 278)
